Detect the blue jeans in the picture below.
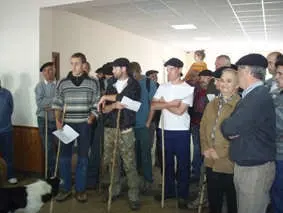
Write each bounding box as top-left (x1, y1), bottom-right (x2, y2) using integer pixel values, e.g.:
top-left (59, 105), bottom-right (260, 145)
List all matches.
top-left (157, 129), bottom-right (191, 199)
top-left (87, 118), bottom-right (102, 188)
top-left (271, 160), bottom-right (283, 213)
top-left (134, 127), bottom-right (153, 183)
top-left (37, 117), bottom-right (57, 177)
top-left (191, 124), bottom-right (202, 179)
top-left (0, 131), bottom-right (15, 179)
top-left (59, 122), bottom-right (91, 192)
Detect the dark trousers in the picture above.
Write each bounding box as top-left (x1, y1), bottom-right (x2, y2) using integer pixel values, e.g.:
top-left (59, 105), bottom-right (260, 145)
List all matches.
top-left (87, 118), bottom-right (102, 188)
top-left (134, 127), bottom-right (153, 183)
top-left (0, 131), bottom-right (14, 179)
top-left (271, 160), bottom-right (283, 213)
top-left (37, 117), bottom-right (57, 177)
top-left (59, 122), bottom-right (91, 192)
top-left (206, 167), bottom-right (237, 213)
top-left (191, 124), bottom-right (202, 179)
top-left (157, 129), bottom-right (190, 200)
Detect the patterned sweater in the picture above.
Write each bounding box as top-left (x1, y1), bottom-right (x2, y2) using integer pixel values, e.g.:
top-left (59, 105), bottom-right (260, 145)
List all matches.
top-left (52, 72), bottom-right (100, 123)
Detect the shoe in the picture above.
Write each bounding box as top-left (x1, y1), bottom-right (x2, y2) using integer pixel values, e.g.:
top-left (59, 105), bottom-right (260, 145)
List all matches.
top-left (178, 198), bottom-right (188, 209)
top-left (55, 190), bottom-right (72, 202)
top-left (129, 200), bottom-right (140, 211)
top-left (187, 196), bottom-right (209, 209)
top-left (75, 192), bottom-right (88, 203)
top-left (8, 178), bottom-right (18, 184)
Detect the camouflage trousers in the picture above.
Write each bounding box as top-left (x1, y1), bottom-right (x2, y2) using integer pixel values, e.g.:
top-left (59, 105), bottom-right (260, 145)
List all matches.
top-left (104, 127), bottom-right (139, 201)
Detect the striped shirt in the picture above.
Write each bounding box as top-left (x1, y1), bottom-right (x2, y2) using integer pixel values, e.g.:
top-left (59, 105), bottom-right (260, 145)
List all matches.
top-left (52, 72), bottom-right (100, 123)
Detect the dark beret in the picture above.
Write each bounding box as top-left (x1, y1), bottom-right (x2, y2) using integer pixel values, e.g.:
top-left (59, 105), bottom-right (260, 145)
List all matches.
top-left (40, 62), bottom-right (53, 72)
top-left (95, 67), bottom-right (104, 74)
top-left (275, 54), bottom-right (283, 68)
top-left (236, 53), bottom-right (268, 68)
top-left (146, 70), bottom-right (159, 77)
top-left (102, 62), bottom-right (113, 75)
top-left (112, 58), bottom-right (130, 68)
top-left (199, 70), bottom-right (213, 77)
top-left (164, 58), bottom-right (184, 68)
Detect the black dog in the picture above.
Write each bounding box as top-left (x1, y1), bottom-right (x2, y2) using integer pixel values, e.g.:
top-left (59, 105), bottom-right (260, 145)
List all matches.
top-left (0, 176), bottom-right (60, 213)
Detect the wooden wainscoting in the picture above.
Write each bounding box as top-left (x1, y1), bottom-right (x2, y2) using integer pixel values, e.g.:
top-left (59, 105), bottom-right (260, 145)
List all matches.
top-left (13, 126), bottom-right (43, 174)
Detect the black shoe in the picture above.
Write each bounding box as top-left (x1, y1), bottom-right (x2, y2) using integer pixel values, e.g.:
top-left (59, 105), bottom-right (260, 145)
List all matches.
top-left (178, 198), bottom-right (188, 209)
top-left (55, 190), bottom-right (72, 202)
top-left (129, 200), bottom-right (140, 211)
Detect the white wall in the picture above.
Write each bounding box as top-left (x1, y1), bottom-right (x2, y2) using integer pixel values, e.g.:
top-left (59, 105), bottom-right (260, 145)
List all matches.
top-left (0, 0), bottom-right (91, 127)
top-left (50, 10), bottom-right (186, 82)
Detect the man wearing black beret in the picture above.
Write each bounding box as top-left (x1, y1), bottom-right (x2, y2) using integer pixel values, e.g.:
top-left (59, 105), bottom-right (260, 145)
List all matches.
top-left (148, 57), bottom-right (194, 209)
top-left (221, 53), bottom-right (276, 213)
top-left (98, 57), bottom-right (141, 210)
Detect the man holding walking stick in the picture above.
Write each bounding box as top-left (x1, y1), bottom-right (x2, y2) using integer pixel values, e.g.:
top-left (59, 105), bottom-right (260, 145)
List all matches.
top-left (52, 52), bottom-right (100, 203)
top-left (35, 62), bottom-right (57, 178)
top-left (98, 57), bottom-right (141, 211)
top-left (147, 58), bottom-right (194, 209)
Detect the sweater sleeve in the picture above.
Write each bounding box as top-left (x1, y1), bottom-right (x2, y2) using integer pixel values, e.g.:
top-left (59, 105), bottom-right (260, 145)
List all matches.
top-left (52, 81), bottom-right (64, 110)
top-left (90, 79), bottom-right (100, 117)
top-left (200, 106), bottom-right (210, 154)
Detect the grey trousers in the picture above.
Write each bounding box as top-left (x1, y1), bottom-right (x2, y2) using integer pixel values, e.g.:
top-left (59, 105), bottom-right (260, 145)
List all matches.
top-left (234, 162), bottom-right (275, 213)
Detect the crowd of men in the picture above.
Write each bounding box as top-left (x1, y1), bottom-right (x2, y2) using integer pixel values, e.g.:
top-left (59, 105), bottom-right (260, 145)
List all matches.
top-left (0, 51), bottom-right (283, 213)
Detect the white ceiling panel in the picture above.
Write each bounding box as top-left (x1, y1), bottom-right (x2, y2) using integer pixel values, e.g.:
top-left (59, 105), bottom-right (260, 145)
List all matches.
top-left (54, 0), bottom-right (283, 46)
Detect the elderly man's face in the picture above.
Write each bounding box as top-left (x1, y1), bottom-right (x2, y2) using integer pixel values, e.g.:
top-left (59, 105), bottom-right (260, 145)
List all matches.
top-left (275, 65), bottom-right (283, 89)
top-left (42, 65), bottom-right (55, 81)
top-left (237, 65), bottom-right (250, 89)
top-left (267, 54), bottom-right (278, 76)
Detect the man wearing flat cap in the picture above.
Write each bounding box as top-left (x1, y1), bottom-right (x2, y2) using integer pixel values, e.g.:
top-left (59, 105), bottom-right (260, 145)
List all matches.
top-left (221, 53), bottom-right (276, 213)
top-left (147, 57), bottom-right (194, 209)
top-left (190, 70), bottom-right (213, 182)
top-left (35, 62), bottom-right (57, 178)
top-left (98, 57), bottom-right (141, 210)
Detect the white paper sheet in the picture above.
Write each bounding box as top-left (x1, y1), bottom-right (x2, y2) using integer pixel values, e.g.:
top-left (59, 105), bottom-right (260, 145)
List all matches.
top-left (52, 124), bottom-right (79, 144)
top-left (121, 96), bottom-right (141, 112)
top-left (207, 94), bottom-right (216, 102)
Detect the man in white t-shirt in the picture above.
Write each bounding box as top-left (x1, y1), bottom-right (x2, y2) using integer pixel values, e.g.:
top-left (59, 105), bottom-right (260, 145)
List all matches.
top-left (147, 58), bottom-right (194, 209)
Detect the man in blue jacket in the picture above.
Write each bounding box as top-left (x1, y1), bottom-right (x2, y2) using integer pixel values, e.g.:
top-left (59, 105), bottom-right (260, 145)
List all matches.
top-left (0, 81), bottom-right (17, 184)
top-left (221, 54), bottom-right (276, 213)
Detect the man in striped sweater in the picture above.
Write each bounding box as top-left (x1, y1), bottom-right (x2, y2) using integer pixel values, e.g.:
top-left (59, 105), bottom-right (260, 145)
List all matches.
top-left (52, 52), bottom-right (100, 202)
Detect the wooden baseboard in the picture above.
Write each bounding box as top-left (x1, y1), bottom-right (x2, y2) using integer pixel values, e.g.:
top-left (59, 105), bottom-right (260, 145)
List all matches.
top-left (13, 126), bottom-right (43, 174)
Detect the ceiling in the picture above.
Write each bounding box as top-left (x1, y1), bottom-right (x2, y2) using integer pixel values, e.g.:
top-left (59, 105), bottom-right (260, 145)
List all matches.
top-left (56, 0), bottom-right (283, 49)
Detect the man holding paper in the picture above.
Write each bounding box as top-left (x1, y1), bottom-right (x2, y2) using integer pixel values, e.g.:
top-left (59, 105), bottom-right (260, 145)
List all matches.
top-left (147, 58), bottom-right (194, 209)
top-left (98, 57), bottom-right (141, 211)
top-left (52, 52), bottom-right (100, 203)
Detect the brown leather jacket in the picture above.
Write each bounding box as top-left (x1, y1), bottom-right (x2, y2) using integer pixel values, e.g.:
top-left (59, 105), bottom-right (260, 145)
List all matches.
top-left (200, 94), bottom-right (240, 174)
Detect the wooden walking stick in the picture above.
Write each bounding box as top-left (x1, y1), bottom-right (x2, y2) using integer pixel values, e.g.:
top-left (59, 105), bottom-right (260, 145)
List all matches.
top-left (45, 110), bottom-right (48, 179)
top-left (54, 104), bottom-right (67, 177)
top-left (161, 112), bottom-right (165, 208)
top-left (107, 109), bottom-right (121, 213)
top-left (198, 164), bottom-right (206, 213)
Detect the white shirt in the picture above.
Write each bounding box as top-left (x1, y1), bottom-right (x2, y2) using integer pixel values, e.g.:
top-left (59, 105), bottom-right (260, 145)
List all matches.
top-left (115, 78), bottom-right (128, 93)
top-left (154, 81), bottom-right (194, 130)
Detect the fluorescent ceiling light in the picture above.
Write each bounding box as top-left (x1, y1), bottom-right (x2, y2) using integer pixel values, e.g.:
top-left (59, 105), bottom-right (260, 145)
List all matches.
top-left (171, 24), bottom-right (197, 30)
top-left (193, 37), bottom-right (211, 41)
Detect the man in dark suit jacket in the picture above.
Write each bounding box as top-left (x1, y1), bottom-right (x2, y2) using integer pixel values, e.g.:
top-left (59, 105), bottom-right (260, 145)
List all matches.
top-left (221, 54), bottom-right (276, 213)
